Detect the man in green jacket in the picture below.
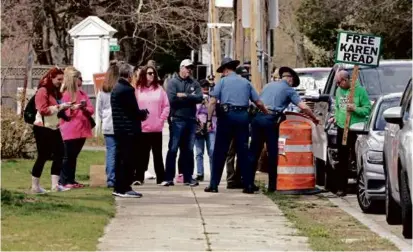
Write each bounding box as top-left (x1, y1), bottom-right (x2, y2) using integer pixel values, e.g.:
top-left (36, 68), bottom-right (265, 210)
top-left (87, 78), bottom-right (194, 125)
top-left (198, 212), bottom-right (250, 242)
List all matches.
top-left (333, 70), bottom-right (371, 196)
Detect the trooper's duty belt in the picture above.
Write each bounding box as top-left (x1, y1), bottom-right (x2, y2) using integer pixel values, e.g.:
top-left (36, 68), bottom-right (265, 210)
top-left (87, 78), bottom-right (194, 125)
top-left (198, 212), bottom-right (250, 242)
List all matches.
top-left (220, 104), bottom-right (249, 112)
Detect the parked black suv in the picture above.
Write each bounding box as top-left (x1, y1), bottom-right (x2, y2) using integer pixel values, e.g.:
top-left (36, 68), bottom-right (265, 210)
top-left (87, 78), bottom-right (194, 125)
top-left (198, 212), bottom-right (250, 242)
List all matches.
top-left (310, 60), bottom-right (412, 190)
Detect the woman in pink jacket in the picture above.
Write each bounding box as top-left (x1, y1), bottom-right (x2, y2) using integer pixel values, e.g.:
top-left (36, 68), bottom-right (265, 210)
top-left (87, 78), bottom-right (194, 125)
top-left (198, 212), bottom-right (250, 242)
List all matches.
top-left (135, 66), bottom-right (170, 185)
top-left (59, 66), bottom-right (94, 188)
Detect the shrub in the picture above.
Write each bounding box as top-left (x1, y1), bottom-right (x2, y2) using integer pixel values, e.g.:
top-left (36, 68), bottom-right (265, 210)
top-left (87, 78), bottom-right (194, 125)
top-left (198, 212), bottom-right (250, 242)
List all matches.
top-left (1, 107), bottom-right (36, 159)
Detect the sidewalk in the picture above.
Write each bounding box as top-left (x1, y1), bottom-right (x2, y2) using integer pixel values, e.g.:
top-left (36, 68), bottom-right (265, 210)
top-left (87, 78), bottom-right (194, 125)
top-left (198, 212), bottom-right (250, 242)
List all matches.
top-left (97, 181), bottom-right (311, 251)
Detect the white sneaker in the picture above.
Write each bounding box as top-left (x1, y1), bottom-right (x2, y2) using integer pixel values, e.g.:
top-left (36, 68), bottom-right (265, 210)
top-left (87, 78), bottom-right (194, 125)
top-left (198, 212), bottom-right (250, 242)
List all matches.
top-left (145, 171), bottom-right (156, 180)
top-left (52, 185), bottom-right (71, 192)
top-left (31, 187), bottom-right (49, 194)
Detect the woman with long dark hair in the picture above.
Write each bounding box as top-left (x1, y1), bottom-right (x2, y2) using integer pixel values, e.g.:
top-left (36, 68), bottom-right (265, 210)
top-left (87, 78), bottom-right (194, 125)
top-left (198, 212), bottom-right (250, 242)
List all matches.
top-left (31, 67), bottom-right (72, 193)
top-left (134, 66), bottom-right (170, 185)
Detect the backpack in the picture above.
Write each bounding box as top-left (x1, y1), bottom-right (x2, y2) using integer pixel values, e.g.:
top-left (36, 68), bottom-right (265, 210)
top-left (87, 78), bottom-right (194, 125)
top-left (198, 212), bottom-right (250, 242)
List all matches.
top-left (24, 94), bottom-right (37, 124)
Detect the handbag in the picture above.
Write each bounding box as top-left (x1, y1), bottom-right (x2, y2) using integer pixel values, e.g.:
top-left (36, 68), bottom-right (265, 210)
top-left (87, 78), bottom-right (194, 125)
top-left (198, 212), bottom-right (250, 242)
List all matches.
top-left (88, 116), bottom-right (96, 129)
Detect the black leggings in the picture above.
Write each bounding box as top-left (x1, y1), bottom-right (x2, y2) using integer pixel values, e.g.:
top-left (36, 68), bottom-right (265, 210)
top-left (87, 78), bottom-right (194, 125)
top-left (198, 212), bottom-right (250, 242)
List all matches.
top-left (59, 138), bottom-right (86, 185)
top-left (31, 126), bottom-right (64, 178)
top-left (136, 132), bottom-right (165, 184)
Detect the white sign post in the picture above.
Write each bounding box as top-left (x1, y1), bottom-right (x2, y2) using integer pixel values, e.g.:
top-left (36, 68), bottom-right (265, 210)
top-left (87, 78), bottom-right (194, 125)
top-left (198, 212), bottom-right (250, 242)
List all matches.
top-left (335, 31), bottom-right (382, 145)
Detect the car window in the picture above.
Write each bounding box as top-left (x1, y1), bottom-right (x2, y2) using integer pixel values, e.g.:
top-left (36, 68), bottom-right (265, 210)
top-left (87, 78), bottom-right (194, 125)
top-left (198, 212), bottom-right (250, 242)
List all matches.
top-left (297, 71), bottom-right (330, 91)
top-left (401, 80), bottom-right (412, 120)
top-left (359, 64), bottom-right (412, 96)
top-left (374, 97), bottom-right (402, 130)
top-left (366, 100), bottom-right (378, 128)
top-left (324, 68), bottom-right (337, 95)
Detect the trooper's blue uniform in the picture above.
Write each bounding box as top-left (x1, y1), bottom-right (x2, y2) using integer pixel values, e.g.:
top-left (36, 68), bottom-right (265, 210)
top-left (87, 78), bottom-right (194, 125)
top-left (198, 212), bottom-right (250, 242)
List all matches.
top-left (209, 72), bottom-right (260, 189)
top-left (249, 80), bottom-right (302, 191)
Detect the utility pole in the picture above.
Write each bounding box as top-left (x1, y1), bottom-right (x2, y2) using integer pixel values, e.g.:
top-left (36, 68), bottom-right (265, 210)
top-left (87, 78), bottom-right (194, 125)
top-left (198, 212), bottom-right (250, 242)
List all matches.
top-left (234, 0), bottom-right (244, 63)
top-left (210, 0), bottom-right (221, 82)
top-left (249, 0), bottom-right (261, 92)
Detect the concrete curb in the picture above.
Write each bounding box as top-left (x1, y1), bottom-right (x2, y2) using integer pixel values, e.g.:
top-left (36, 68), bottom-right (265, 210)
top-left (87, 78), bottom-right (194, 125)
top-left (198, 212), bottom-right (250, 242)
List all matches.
top-left (325, 193), bottom-right (411, 251)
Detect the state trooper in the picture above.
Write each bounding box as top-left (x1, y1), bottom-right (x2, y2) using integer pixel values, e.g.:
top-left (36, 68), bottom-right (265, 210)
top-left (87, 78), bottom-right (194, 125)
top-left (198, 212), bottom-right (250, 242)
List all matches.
top-left (249, 66), bottom-right (319, 192)
top-left (204, 57), bottom-right (269, 194)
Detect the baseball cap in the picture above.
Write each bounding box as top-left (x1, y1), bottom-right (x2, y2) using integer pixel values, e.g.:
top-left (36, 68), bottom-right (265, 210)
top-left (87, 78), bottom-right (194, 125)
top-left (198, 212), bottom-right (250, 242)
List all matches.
top-left (236, 66), bottom-right (250, 76)
top-left (180, 59), bottom-right (194, 68)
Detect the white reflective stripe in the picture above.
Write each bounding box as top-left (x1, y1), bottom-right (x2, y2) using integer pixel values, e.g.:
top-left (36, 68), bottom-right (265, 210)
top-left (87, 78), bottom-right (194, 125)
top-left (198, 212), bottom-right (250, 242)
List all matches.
top-left (278, 166), bottom-right (314, 175)
top-left (283, 145), bottom-right (312, 153)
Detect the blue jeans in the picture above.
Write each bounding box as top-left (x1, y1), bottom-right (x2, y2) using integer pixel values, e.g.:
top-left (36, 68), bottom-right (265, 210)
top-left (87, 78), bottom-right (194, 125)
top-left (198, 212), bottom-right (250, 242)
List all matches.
top-left (249, 113), bottom-right (280, 191)
top-left (195, 131), bottom-right (216, 176)
top-left (210, 110), bottom-right (251, 188)
top-left (104, 134), bottom-right (116, 187)
top-left (165, 118), bottom-right (197, 182)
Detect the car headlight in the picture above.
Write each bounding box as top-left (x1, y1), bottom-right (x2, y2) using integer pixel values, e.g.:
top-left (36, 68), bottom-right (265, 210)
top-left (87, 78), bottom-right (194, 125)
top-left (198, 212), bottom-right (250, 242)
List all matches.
top-left (367, 151), bottom-right (383, 164)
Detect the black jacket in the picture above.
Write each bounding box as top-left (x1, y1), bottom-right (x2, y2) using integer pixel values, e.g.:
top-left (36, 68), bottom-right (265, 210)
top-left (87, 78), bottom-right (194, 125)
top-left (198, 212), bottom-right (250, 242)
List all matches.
top-left (166, 75), bottom-right (203, 120)
top-left (111, 78), bottom-right (147, 136)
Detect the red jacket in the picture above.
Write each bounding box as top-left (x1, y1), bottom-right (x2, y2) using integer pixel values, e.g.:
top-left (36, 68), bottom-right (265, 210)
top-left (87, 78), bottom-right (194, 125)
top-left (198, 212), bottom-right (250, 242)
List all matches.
top-left (34, 87), bottom-right (61, 129)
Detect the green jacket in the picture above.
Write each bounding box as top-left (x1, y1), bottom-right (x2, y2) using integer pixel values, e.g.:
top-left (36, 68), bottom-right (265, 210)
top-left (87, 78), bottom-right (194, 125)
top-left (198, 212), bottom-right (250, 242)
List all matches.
top-left (335, 81), bottom-right (371, 129)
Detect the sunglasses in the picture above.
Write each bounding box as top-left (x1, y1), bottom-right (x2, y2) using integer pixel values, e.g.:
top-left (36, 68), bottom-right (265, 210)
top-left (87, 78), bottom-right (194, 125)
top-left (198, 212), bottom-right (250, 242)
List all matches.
top-left (147, 72), bottom-right (154, 76)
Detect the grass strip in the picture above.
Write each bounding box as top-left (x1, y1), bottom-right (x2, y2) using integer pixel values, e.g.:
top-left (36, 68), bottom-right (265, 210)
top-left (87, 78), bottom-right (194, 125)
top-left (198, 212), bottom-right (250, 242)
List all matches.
top-left (1, 151), bottom-right (115, 251)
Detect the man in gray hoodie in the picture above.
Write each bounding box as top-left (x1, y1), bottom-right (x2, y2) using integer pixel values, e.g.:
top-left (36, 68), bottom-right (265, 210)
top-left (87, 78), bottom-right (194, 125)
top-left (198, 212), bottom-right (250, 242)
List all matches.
top-left (162, 59), bottom-right (203, 187)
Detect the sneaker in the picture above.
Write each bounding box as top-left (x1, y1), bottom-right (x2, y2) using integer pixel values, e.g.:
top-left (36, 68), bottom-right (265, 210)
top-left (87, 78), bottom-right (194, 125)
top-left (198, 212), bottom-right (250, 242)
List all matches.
top-left (196, 174), bottom-right (204, 182)
top-left (131, 181), bottom-right (143, 186)
top-left (31, 187), bottom-right (49, 194)
top-left (112, 191), bottom-right (123, 197)
top-left (124, 190), bottom-right (143, 198)
top-left (62, 184), bottom-right (77, 189)
top-left (52, 185), bottom-right (71, 192)
top-left (145, 171), bottom-right (156, 180)
top-left (73, 181), bottom-right (86, 188)
top-left (160, 181), bottom-right (174, 187)
top-left (176, 174), bottom-right (184, 183)
top-left (185, 179), bottom-right (199, 187)
top-left (336, 190), bottom-right (347, 197)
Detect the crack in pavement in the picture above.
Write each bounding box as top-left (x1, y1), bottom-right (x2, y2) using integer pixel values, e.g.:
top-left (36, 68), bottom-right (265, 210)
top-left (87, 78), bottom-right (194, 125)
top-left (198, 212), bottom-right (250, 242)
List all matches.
top-left (190, 187), bottom-right (212, 251)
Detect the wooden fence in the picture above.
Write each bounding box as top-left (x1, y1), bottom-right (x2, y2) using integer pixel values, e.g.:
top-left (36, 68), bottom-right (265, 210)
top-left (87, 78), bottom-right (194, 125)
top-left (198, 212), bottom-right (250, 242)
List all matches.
top-left (1, 65), bottom-right (96, 111)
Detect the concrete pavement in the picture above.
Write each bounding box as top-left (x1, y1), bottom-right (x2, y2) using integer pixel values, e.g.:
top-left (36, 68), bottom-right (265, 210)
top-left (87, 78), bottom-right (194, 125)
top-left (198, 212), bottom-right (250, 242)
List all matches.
top-left (95, 125), bottom-right (310, 251)
top-left (97, 182), bottom-right (311, 251)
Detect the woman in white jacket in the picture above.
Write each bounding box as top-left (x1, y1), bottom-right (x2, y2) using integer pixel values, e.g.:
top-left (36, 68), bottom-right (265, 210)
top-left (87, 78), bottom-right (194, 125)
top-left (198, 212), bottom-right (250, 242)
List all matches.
top-left (98, 62), bottom-right (119, 188)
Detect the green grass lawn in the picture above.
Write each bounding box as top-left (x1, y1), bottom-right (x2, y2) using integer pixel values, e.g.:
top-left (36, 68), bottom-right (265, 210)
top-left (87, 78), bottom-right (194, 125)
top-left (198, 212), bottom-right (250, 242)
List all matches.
top-left (1, 151), bottom-right (115, 251)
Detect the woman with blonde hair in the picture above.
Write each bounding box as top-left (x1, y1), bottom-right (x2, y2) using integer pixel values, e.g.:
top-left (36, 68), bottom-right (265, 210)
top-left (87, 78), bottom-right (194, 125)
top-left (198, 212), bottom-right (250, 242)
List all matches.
top-left (98, 61), bottom-right (120, 187)
top-left (59, 66), bottom-right (94, 188)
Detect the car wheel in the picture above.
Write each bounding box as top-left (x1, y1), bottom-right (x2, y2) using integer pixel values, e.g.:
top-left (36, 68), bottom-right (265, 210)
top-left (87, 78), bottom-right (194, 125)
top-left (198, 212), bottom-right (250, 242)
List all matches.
top-left (325, 161), bottom-right (337, 193)
top-left (400, 170), bottom-right (412, 239)
top-left (385, 175), bottom-right (402, 225)
top-left (315, 158), bottom-right (325, 186)
top-left (356, 168), bottom-right (379, 213)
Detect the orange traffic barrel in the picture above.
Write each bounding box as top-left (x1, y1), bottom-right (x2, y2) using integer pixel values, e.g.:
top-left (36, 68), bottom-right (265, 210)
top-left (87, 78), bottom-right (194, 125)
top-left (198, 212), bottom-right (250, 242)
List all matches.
top-left (276, 113), bottom-right (319, 194)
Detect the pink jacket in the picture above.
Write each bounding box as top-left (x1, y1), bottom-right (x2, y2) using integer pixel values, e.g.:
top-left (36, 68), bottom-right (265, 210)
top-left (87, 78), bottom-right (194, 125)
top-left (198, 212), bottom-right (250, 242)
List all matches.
top-left (59, 90), bottom-right (94, 141)
top-left (135, 86), bottom-right (170, 132)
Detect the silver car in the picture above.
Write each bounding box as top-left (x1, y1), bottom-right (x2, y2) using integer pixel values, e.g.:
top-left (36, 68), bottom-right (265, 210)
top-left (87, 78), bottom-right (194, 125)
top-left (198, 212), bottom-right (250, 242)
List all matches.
top-left (383, 79), bottom-right (412, 239)
top-left (350, 93), bottom-right (402, 213)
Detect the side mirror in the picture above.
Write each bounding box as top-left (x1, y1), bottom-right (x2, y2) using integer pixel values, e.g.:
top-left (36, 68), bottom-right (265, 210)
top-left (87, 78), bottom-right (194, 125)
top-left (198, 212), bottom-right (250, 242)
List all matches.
top-left (350, 122), bottom-right (368, 135)
top-left (384, 107), bottom-right (403, 126)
